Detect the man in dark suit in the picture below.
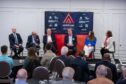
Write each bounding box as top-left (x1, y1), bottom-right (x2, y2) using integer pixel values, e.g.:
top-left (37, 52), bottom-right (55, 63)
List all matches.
top-left (94, 53), bottom-right (117, 83)
top-left (64, 28), bottom-right (77, 54)
top-left (9, 27), bottom-right (23, 57)
top-left (26, 32), bottom-right (40, 55)
top-left (71, 50), bottom-right (89, 82)
top-left (43, 28), bottom-right (56, 53)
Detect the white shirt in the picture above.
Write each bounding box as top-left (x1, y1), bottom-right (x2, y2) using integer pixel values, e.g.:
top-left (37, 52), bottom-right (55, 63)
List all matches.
top-left (68, 36), bottom-right (73, 45)
top-left (47, 35), bottom-right (52, 43)
top-left (32, 36), bottom-right (36, 44)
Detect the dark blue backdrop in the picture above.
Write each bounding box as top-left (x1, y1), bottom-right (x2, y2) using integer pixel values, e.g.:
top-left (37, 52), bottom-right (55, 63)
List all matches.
top-left (45, 11), bottom-right (93, 34)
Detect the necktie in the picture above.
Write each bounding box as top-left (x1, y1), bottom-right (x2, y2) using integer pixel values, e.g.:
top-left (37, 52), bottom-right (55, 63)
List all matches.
top-left (14, 33), bottom-right (18, 44)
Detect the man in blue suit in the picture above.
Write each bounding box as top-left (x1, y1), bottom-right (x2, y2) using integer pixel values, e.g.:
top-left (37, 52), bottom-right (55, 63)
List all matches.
top-left (26, 31), bottom-right (40, 55)
top-left (64, 28), bottom-right (77, 54)
top-left (9, 27), bottom-right (24, 57)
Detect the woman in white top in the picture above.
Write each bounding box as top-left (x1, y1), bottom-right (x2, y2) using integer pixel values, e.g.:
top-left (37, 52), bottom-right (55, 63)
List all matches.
top-left (100, 30), bottom-right (114, 57)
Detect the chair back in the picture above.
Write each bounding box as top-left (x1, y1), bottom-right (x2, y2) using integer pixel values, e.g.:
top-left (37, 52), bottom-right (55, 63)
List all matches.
top-left (33, 66), bottom-right (49, 80)
top-left (0, 61), bottom-right (10, 78)
top-left (106, 67), bottom-right (113, 80)
top-left (54, 59), bottom-right (65, 78)
top-left (48, 56), bottom-right (58, 72)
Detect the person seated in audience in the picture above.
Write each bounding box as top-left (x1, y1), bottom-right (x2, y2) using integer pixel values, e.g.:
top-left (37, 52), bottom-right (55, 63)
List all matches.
top-left (71, 50), bottom-right (89, 82)
top-left (83, 31), bottom-right (96, 57)
top-left (67, 50), bottom-right (75, 66)
top-left (43, 28), bottom-right (56, 53)
top-left (100, 30), bottom-right (114, 57)
top-left (64, 28), bottom-right (77, 55)
top-left (94, 53), bottom-right (117, 83)
top-left (9, 27), bottom-right (24, 57)
top-left (0, 45), bottom-right (13, 69)
top-left (87, 65), bottom-right (114, 84)
top-left (52, 67), bottom-right (76, 84)
top-left (26, 31), bottom-right (40, 55)
top-left (23, 47), bottom-right (41, 79)
top-left (116, 66), bottom-right (126, 84)
top-left (58, 46), bottom-right (69, 66)
top-left (40, 43), bottom-right (56, 68)
top-left (15, 68), bottom-right (28, 84)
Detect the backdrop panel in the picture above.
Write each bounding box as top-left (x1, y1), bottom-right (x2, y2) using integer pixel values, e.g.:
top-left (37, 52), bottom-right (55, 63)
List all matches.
top-left (45, 11), bottom-right (93, 56)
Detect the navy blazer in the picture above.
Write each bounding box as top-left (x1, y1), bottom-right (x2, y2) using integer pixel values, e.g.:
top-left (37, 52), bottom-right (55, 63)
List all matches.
top-left (64, 35), bottom-right (77, 47)
top-left (71, 57), bottom-right (90, 82)
top-left (43, 34), bottom-right (56, 50)
top-left (9, 33), bottom-right (23, 47)
top-left (26, 35), bottom-right (40, 48)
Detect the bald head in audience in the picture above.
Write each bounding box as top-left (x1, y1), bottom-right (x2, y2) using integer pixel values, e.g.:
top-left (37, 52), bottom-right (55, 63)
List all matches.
top-left (61, 46), bottom-right (68, 56)
top-left (96, 65), bottom-right (107, 77)
top-left (16, 68), bottom-right (28, 79)
top-left (62, 67), bottom-right (75, 80)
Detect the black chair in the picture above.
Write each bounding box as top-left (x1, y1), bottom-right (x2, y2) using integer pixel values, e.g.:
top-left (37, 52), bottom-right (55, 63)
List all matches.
top-left (0, 61), bottom-right (13, 84)
top-left (54, 59), bottom-right (65, 80)
top-left (48, 56), bottom-right (59, 73)
top-left (32, 66), bottom-right (49, 80)
top-left (106, 67), bottom-right (113, 80)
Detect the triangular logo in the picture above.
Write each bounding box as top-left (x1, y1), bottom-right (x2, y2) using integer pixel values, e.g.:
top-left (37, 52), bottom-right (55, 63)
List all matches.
top-left (63, 13), bottom-right (74, 24)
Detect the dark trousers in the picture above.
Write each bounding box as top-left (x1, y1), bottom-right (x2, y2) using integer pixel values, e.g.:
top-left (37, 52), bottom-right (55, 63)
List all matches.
top-left (100, 47), bottom-right (109, 57)
top-left (11, 45), bottom-right (23, 56)
top-left (67, 46), bottom-right (76, 55)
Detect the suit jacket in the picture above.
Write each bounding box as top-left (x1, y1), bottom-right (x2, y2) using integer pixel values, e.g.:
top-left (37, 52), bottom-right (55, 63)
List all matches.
top-left (58, 55), bottom-right (69, 66)
top-left (102, 36), bottom-right (114, 52)
top-left (71, 57), bottom-right (90, 82)
top-left (43, 34), bottom-right (56, 50)
top-left (64, 35), bottom-right (77, 47)
top-left (94, 60), bottom-right (117, 83)
top-left (9, 33), bottom-right (23, 47)
top-left (26, 35), bottom-right (40, 48)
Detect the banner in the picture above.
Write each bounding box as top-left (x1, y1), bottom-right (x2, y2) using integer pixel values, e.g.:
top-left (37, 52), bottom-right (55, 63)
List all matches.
top-left (45, 11), bottom-right (93, 34)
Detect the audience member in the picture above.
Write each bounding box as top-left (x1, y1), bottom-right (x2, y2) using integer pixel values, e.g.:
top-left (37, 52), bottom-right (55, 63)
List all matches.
top-left (64, 28), bottom-right (77, 55)
top-left (9, 27), bottom-right (24, 57)
top-left (26, 31), bottom-right (40, 55)
top-left (43, 28), bottom-right (56, 53)
top-left (23, 47), bottom-right (41, 79)
top-left (58, 46), bottom-right (69, 66)
top-left (94, 53), bottom-right (117, 83)
top-left (67, 50), bottom-right (75, 66)
top-left (71, 50), bottom-right (89, 82)
top-left (15, 68), bottom-right (28, 84)
top-left (116, 66), bottom-right (126, 84)
top-left (88, 65), bottom-right (114, 84)
top-left (0, 45), bottom-right (13, 69)
top-left (52, 67), bottom-right (76, 84)
top-left (40, 43), bottom-right (56, 68)
top-left (100, 30), bottom-right (114, 57)
top-left (83, 31), bottom-right (96, 57)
